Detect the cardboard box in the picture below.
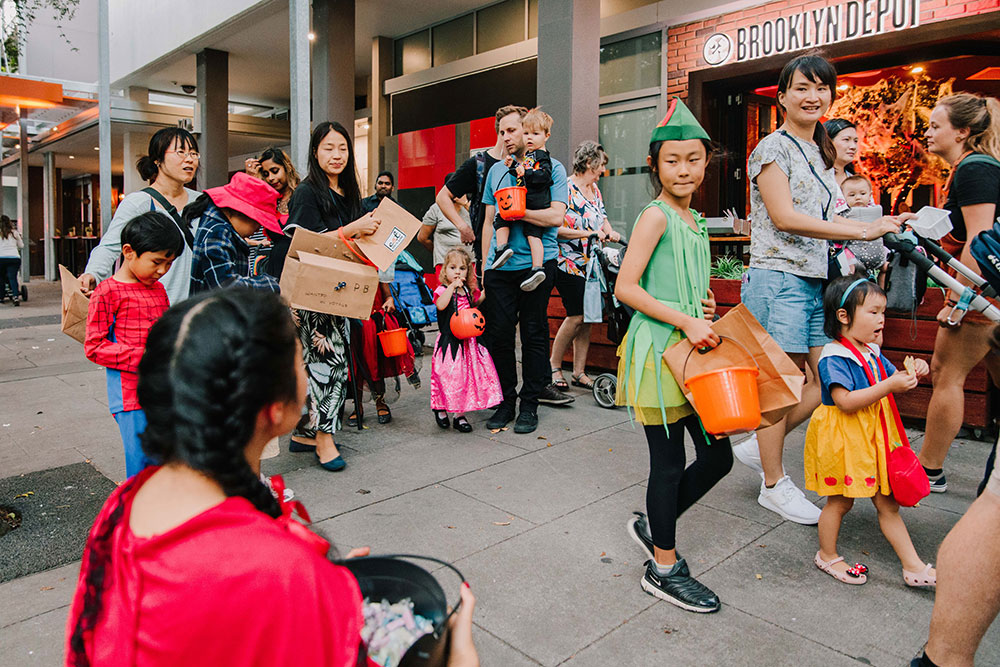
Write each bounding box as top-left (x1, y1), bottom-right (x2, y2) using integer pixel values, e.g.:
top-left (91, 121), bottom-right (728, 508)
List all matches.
top-left (59, 264), bottom-right (90, 344)
top-left (353, 197), bottom-right (423, 270)
top-left (279, 228), bottom-right (380, 319)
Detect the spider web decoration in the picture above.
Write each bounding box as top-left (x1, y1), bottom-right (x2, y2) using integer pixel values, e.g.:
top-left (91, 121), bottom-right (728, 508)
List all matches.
top-left (828, 74), bottom-right (954, 213)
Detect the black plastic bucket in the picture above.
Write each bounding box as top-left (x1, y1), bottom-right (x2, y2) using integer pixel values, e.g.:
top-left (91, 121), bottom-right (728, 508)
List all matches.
top-left (344, 554), bottom-right (465, 667)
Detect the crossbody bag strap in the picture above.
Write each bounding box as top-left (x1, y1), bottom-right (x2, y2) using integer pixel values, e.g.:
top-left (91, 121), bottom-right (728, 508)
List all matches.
top-left (779, 130), bottom-right (833, 217)
top-left (142, 187), bottom-right (194, 248)
top-left (838, 337), bottom-right (893, 462)
top-left (870, 350), bottom-right (911, 449)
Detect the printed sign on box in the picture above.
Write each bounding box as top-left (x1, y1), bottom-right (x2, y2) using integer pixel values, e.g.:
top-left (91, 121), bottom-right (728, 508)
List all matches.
top-left (279, 228), bottom-right (380, 319)
top-left (353, 197), bottom-right (422, 270)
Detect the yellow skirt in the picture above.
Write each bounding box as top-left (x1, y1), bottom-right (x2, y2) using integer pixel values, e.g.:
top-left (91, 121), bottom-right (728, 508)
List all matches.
top-left (804, 399), bottom-right (901, 498)
top-left (615, 330), bottom-right (693, 426)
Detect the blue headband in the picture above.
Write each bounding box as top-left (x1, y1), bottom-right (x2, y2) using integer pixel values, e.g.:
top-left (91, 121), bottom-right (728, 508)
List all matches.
top-left (839, 278), bottom-right (871, 308)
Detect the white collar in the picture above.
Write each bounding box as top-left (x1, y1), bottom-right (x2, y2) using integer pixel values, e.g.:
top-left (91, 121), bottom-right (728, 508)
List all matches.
top-left (819, 340), bottom-right (881, 368)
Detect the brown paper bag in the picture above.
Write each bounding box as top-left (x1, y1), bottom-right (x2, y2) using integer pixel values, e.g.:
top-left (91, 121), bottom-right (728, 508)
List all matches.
top-left (279, 228), bottom-right (380, 319)
top-left (352, 197), bottom-right (422, 271)
top-left (59, 264), bottom-right (90, 344)
top-left (663, 304), bottom-right (804, 427)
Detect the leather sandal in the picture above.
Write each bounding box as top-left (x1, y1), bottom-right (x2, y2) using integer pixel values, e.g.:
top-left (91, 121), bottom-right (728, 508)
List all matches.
top-left (814, 551), bottom-right (867, 585)
top-left (903, 563), bottom-right (936, 588)
top-left (551, 368), bottom-right (569, 390)
top-left (571, 373), bottom-right (594, 389)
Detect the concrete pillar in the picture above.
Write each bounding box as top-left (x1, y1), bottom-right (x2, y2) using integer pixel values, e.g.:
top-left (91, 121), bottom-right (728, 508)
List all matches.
top-left (18, 108), bottom-right (30, 283)
top-left (98, 0), bottom-right (112, 237)
top-left (196, 48), bottom-right (230, 188)
top-left (312, 0), bottom-right (355, 137)
top-left (536, 0), bottom-right (600, 167)
top-left (123, 131), bottom-right (152, 194)
top-left (368, 36), bottom-right (393, 192)
top-left (289, 0), bottom-right (310, 176)
top-left (42, 152), bottom-right (57, 281)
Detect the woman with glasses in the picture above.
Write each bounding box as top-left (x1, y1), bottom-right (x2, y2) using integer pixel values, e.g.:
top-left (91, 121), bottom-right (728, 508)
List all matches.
top-left (79, 128), bottom-right (201, 305)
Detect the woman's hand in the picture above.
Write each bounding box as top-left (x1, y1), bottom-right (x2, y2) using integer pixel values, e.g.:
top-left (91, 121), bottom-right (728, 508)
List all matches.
top-left (244, 158), bottom-right (262, 178)
top-left (78, 272), bottom-right (96, 295)
top-left (872, 216), bottom-right (903, 238)
top-left (347, 213), bottom-right (380, 237)
top-left (447, 583), bottom-right (479, 667)
top-left (701, 288), bottom-right (717, 321)
top-left (246, 236), bottom-right (271, 248)
top-left (888, 370), bottom-right (920, 393)
top-left (382, 296), bottom-right (395, 313)
top-left (681, 316), bottom-right (720, 349)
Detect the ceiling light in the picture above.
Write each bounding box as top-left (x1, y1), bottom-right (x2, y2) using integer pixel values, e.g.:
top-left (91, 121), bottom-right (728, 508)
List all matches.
top-left (68, 155), bottom-right (75, 159)
top-left (15, 143), bottom-right (20, 149)
top-left (308, 32), bottom-right (316, 41)
top-left (911, 66), bottom-right (924, 74)
top-left (93, 146), bottom-right (99, 150)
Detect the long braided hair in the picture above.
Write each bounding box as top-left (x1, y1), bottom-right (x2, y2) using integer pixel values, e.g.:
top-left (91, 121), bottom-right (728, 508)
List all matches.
top-left (67, 289), bottom-right (300, 666)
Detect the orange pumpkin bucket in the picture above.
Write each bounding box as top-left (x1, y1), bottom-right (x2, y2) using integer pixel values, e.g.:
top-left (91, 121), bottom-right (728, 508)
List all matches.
top-left (495, 185), bottom-right (527, 221)
top-left (377, 328), bottom-right (409, 357)
top-left (450, 308), bottom-right (486, 339)
top-left (682, 337), bottom-right (761, 436)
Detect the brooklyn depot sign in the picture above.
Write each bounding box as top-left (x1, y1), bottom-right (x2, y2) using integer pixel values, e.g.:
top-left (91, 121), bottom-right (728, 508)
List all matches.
top-left (702, 0), bottom-right (921, 66)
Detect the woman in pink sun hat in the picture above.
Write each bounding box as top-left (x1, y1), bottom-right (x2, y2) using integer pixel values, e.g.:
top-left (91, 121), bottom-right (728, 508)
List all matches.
top-left (186, 172), bottom-right (284, 294)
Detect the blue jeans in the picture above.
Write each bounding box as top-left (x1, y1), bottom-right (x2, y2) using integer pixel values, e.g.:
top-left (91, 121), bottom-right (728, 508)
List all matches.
top-left (113, 409), bottom-right (153, 478)
top-left (741, 267), bottom-right (828, 354)
top-left (0, 257), bottom-right (19, 300)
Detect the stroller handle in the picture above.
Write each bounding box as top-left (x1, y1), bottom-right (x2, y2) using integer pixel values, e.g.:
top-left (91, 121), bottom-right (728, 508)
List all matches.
top-left (884, 232), bottom-right (1000, 324)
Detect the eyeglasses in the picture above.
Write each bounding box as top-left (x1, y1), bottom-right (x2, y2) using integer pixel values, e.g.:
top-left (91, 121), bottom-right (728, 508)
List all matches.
top-left (167, 150), bottom-right (201, 161)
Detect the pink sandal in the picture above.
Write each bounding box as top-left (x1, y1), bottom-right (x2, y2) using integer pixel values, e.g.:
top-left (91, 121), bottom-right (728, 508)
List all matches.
top-left (815, 551), bottom-right (868, 585)
top-left (903, 563), bottom-right (936, 588)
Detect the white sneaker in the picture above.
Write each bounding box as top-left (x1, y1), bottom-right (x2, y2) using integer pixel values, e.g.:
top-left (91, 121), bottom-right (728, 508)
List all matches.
top-left (757, 476), bottom-right (821, 525)
top-left (732, 433), bottom-right (764, 474)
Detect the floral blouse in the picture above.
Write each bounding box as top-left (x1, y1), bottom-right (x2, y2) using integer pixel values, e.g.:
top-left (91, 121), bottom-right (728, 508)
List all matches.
top-left (748, 131), bottom-right (835, 280)
top-left (558, 181), bottom-right (607, 277)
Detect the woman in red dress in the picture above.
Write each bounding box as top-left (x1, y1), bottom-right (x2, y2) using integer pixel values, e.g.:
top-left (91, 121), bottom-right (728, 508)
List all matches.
top-left (65, 289), bottom-right (477, 667)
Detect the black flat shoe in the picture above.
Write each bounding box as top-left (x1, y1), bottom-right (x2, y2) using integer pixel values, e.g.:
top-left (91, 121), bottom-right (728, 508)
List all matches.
top-left (453, 416), bottom-right (472, 433)
top-left (434, 411), bottom-right (450, 429)
top-left (289, 439), bottom-right (317, 453)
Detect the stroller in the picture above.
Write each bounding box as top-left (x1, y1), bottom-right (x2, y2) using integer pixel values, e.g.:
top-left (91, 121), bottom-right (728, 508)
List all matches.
top-left (583, 236), bottom-right (631, 409)
top-left (389, 256), bottom-right (437, 356)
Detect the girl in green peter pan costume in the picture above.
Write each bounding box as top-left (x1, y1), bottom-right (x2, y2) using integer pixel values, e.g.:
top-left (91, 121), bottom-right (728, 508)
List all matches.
top-left (617, 98), bottom-right (734, 614)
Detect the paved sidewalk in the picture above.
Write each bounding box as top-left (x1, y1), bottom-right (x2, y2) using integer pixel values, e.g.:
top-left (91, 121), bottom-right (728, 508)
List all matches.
top-left (1, 281), bottom-right (998, 666)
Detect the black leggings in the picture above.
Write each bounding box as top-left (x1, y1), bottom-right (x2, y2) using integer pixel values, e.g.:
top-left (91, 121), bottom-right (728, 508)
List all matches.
top-left (644, 416), bottom-right (734, 551)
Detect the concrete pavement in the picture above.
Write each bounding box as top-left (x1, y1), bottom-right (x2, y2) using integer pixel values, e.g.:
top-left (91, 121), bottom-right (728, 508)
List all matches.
top-left (1, 280), bottom-right (998, 666)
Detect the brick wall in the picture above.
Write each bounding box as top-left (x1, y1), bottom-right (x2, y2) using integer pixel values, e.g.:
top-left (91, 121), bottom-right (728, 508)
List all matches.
top-left (667, 0), bottom-right (1000, 99)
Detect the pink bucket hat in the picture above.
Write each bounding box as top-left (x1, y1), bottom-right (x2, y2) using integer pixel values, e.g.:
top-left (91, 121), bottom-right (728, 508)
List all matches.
top-left (204, 172), bottom-right (281, 234)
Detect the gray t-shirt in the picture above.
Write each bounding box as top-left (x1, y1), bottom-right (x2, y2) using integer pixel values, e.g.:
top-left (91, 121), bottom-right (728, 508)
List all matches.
top-left (422, 202), bottom-right (471, 266)
top-left (84, 187), bottom-right (200, 304)
top-left (748, 131), bottom-right (835, 279)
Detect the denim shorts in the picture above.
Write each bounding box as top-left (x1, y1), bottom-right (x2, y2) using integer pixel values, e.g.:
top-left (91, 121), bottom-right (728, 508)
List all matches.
top-left (741, 267), bottom-right (828, 354)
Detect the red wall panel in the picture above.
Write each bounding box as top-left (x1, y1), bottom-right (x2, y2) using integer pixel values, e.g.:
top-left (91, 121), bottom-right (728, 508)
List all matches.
top-left (469, 117), bottom-right (496, 152)
top-left (397, 125), bottom-right (456, 190)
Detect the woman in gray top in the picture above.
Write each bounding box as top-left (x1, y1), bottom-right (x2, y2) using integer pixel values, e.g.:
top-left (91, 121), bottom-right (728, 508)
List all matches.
top-left (733, 55), bottom-right (910, 527)
top-left (78, 128), bottom-right (201, 305)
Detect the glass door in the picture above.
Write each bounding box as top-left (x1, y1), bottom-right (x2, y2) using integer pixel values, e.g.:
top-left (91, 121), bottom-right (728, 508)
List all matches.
top-left (598, 103), bottom-right (659, 237)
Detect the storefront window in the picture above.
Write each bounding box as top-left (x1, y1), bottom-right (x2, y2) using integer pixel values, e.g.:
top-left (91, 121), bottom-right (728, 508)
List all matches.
top-left (477, 0), bottom-right (525, 54)
top-left (598, 105), bottom-right (659, 235)
top-left (527, 0), bottom-right (538, 39)
top-left (395, 30), bottom-right (431, 76)
top-left (599, 33), bottom-right (661, 97)
top-left (433, 15), bottom-right (474, 66)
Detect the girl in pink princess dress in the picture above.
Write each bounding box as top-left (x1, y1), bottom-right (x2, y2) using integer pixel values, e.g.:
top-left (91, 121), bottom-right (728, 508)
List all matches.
top-left (431, 246), bottom-right (502, 432)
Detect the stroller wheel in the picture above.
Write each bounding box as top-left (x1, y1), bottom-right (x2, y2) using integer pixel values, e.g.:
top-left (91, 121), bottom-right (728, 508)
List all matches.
top-left (20, 285), bottom-right (27, 302)
top-left (593, 373), bottom-right (617, 409)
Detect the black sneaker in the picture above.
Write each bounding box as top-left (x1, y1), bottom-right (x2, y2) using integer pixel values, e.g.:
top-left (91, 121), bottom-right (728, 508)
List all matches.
top-left (926, 470), bottom-right (947, 493)
top-left (486, 404), bottom-right (515, 430)
top-left (513, 409), bottom-right (538, 434)
top-left (490, 244), bottom-right (514, 270)
top-left (538, 383), bottom-right (574, 406)
top-left (519, 267), bottom-right (546, 291)
top-left (641, 558), bottom-right (720, 613)
top-left (627, 511), bottom-right (654, 560)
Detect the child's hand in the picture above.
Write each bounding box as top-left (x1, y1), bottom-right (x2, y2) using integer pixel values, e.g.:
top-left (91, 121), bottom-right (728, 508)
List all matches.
top-left (888, 371), bottom-right (919, 393)
top-left (515, 164), bottom-right (525, 178)
top-left (912, 358), bottom-right (930, 377)
top-left (503, 155), bottom-right (514, 167)
top-left (681, 316), bottom-right (720, 350)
